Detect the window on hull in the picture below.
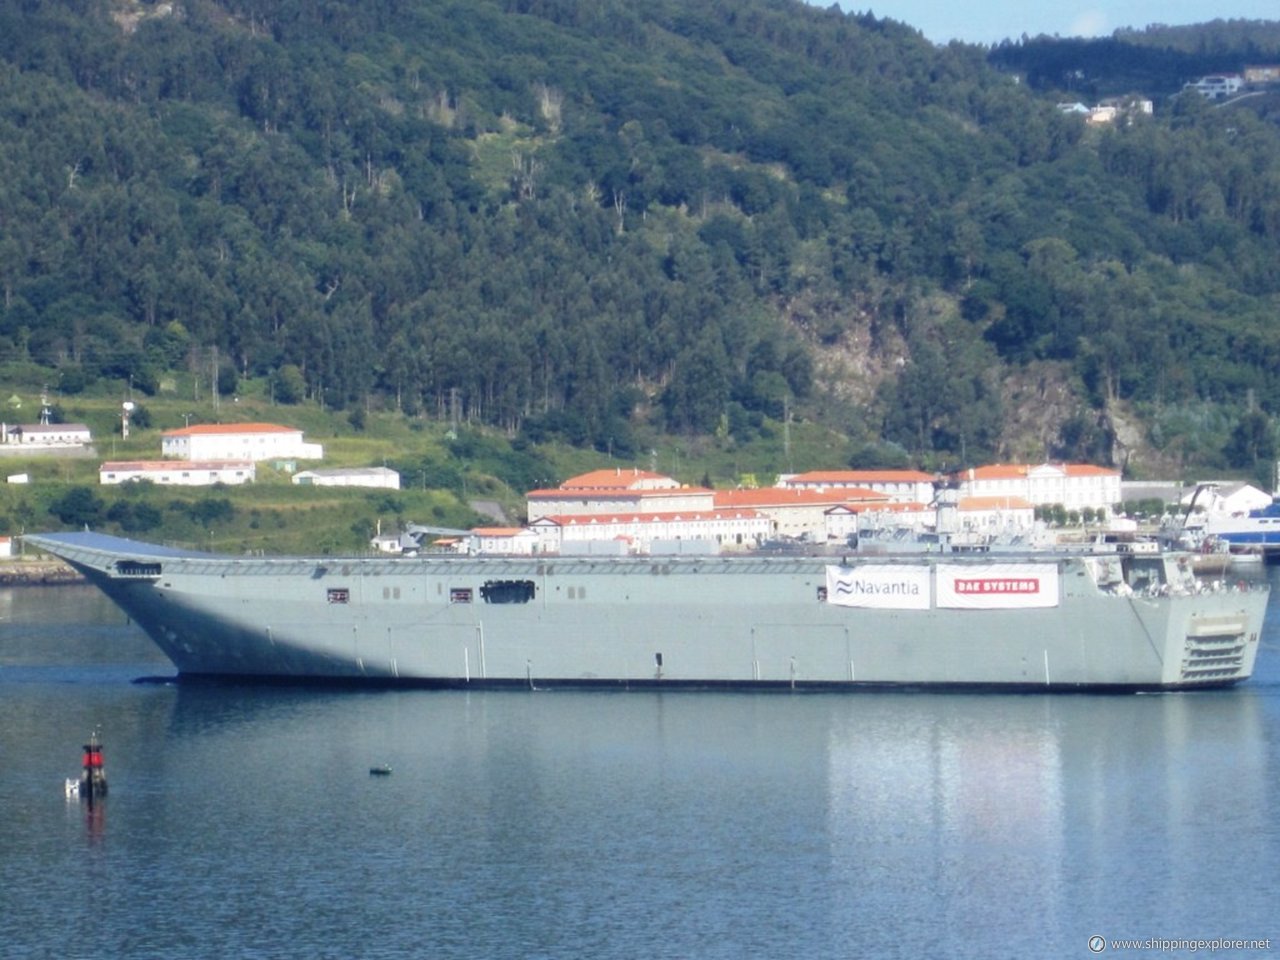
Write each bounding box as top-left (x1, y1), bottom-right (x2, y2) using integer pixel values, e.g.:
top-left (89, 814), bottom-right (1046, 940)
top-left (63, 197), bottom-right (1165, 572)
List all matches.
top-left (116, 560), bottom-right (162, 578)
top-left (480, 579), bottom-right (537, 604)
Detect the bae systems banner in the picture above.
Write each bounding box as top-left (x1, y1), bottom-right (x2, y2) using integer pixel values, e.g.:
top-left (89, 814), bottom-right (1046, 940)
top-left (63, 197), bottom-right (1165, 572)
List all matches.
top-left (936, 563), bottom-right (1059, 609)
top-left (826, 565), bottom-right (932, 610)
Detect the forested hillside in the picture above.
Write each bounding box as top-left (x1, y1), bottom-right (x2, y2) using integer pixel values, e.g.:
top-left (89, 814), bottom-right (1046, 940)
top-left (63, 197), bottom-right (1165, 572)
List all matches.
top-left (3, 0), bottom-right (1280, 481)
top-left (988, 20), bottom-right (1280, 98)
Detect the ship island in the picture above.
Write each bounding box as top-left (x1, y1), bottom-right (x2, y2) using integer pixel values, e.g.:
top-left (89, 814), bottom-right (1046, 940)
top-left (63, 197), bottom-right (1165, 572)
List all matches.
top-left (23, 461), bottom-right (1270, 692)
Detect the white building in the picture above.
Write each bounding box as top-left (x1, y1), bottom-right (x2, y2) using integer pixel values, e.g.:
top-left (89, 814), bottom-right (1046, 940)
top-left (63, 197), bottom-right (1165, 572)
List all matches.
top-left (370, 532), bottom-right (404, 554)
top-left (825, 502), bottom-right (935, 541)
top-left (468, 527), bottom-right (541, 556)
top-left (527, 469), bottom-right (713, 521)
top-left (293, 466), bottom-right (400, 490)
top-left (563, 468), bottom-right (681, 493)
top-left (779, 469), bottom-right (936, 504)
top-left (952, 463), bottom-right (1121, 513)
top-left (1060, 97), bottom-right (1154, 125)
top-left (161, 423), bottom-right (322, 462)
top-left (715, 487), bottom-right (890, 541)
top-left (530, 509), bottom-right (769, 554)
top-left (1183, 74), bottom-right (1243, 98)
top-left (100, 459), bottom-right (256, 486)
top-left (1180, 482), bottom-right (1272, 516)
top-left (952, 496), bottom-right (1037, 533)
top-left (2, 422), bottom-right (93, 447)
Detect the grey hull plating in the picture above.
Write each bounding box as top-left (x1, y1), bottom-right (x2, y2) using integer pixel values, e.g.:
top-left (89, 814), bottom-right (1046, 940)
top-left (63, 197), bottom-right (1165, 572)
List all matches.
top-left (25, 532), bottom-right (1268, 690)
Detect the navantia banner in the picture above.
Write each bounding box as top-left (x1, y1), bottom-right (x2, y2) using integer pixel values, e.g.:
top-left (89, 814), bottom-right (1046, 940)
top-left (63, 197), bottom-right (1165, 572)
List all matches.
top-left (826, 565), bottom-right (931, 609)
top-left (936, 563), bottom-right (1059, 609)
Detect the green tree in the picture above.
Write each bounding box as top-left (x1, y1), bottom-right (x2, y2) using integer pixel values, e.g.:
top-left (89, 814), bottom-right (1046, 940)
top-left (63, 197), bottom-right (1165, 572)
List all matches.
top-left (49, 487), bottom-right (104, 527)
top-left (273, 364), bottom-right (307, 405)
top-left (1224, 410), bottom-right (1276, 470)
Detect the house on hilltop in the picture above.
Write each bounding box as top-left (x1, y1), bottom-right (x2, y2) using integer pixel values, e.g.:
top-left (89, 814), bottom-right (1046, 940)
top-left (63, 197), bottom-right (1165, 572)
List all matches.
top-left (1183, 74), bottom-right (1243, 98)
top-left (1244, 65), bottom-right (1280, 84)
top-left (100, 459), bottom-right (255, 486)
top-left (292, 466), bottom-right (400, 489)
top-left (2, 422), bottom-right (93, 448)
top-left (161, 423), bottom-right (322, 462)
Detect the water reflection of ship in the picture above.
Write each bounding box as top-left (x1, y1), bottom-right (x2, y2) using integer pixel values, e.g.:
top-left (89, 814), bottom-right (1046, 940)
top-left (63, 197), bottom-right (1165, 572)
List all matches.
top-left (823, 686), bottom-right (1271, 938)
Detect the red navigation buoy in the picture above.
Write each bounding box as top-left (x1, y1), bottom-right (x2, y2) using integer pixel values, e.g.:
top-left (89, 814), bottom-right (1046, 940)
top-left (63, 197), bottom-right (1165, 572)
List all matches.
top-left (78, 731), bottom-right (108, 804)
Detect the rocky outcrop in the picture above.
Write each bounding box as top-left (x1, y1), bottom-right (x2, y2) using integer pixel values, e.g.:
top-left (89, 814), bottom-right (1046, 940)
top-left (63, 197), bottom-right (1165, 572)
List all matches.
top-left (0, 559), bottom-right (83, 585)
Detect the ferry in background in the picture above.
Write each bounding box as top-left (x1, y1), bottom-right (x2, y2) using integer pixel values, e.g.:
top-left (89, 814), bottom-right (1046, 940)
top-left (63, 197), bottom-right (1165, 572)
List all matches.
top-left (1168, 482), bottom-right (1280, 562)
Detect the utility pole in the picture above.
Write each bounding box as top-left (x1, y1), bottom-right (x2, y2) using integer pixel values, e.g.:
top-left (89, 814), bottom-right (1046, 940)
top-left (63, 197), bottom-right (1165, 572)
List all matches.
top-left (211, 345), bottom-right (220, 412)
top-left (783, 396), bottom-right (792, 473)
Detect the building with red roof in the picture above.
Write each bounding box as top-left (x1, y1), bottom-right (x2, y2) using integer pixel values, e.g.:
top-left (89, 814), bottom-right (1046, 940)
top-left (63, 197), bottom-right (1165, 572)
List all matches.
top-left (100, 459), bottom-right (256, 486)
top-left (468, 527), bottom-right (540, 555)
top-left (824, 501), bottom-right (936, 541)
top-left (714, 486), bottom-right (889, 541)
top-left (951, 463), bottom-right (1120, 512)
top-left (780, 469), bottom-right (937, 503)
top-left (528, 468), bottom-right (906, 544)
top-left (559, 468), bottom-right (680, 491)
top-left (2, 422), bottom-right (93, 448)
top-left (529, 509), bottom-right (770, 553)
top-left (526, 469), bottom-right (713, 521)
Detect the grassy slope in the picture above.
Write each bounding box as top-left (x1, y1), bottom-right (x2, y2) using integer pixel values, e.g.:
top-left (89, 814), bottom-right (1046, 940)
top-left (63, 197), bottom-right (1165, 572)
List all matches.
top-left (0, 366), bottom-right (838, 554)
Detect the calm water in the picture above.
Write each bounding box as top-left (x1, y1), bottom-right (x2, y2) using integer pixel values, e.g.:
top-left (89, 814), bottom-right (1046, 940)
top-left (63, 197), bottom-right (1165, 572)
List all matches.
top-left (2, 581), bottom-right (1279, 959)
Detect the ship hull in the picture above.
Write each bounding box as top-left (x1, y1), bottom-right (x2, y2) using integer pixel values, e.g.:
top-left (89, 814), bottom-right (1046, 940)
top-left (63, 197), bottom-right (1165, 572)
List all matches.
top-left (25, 533), bottom-right (1268, 691)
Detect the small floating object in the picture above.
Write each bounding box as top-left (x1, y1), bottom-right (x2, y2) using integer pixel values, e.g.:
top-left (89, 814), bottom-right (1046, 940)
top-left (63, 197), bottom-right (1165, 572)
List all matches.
top-left (67, 731), bottom-right (108, 804)
top-left (369, 765), bottom-right (392, 776)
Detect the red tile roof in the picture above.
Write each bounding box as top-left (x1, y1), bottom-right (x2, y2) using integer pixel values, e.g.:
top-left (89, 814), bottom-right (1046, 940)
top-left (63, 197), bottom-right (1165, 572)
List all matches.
top-left (101, 459), bottom-right (254, 470)
top-left (955, 462), bottom-right (1118, 480)
top-left (836, 501), bottom-right (932, 514)
top-left (959, 464), bottom-right (1030, 480)
top-left (786, 469), bottom-right (935, 483)
top-left (162, 422), bottom-right (300, 437)
top-left (714, 487), bottom-right (889, 508)
top-left (560, 468), bottom-right (674, 490)
top-left (537, 509), bottom-right (764, 526)
top-left (958, 496), bottom-right (1034, 510)
top-left (527, 486), bottom-right (711, 500)
top-left (1059, 464), bottom-right (1119, 477)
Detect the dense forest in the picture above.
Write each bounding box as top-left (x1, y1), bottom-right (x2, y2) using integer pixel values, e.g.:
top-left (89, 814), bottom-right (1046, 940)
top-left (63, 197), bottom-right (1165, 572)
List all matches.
top-left (2, 0), bottom-right (1280, 481)
top-left (989, 20), bottom-right (1280, 98)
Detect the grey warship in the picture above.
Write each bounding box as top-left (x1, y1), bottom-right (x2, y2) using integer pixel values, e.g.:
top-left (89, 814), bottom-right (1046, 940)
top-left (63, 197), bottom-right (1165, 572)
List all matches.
top-left (24, 531), bottom-right (1268, 691)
